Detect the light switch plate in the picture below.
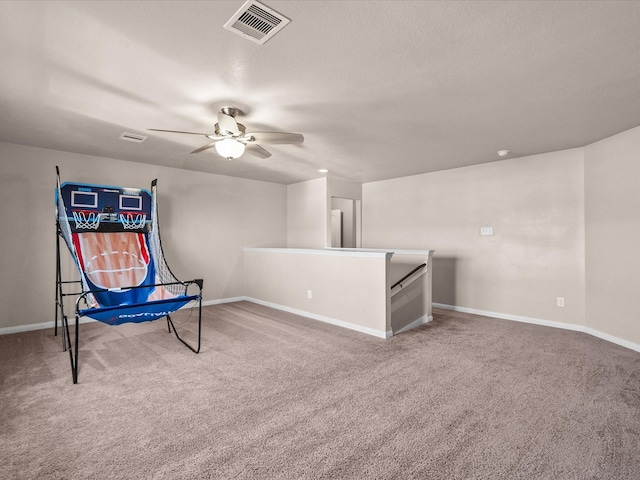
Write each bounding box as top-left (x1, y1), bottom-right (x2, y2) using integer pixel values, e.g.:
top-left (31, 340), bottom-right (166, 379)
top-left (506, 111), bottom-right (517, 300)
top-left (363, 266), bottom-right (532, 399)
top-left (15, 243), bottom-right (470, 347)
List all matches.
top-left (480, 227), bottom-right (493, 236)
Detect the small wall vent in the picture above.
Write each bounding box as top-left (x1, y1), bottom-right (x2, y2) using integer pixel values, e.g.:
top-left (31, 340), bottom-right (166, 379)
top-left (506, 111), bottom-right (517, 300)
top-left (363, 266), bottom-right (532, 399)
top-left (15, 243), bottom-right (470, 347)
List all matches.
top-left (119, 132), bottom-right (148, 143)
top-left (224, 0), bottom-right (290, 45)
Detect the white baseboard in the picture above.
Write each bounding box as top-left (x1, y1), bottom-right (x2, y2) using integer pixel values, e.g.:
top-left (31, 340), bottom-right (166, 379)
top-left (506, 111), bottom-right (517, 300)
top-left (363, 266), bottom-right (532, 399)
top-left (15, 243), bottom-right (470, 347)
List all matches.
top-left (582, 326), bottom-right (640, 353)
top-left (0, 297), bottom-right (240, 336)
top-left (201, 297), bottom-right (245, 307)
top-left (0, 296), bottom-right (392, 339)
top-left (395, 314), bottom-right (433, 334)
top-left (433, 303), bottom-right (640, 353)
top-left (0, 316), bottom-right (98, 336)
top-left (4, 299), bottom-right (638, 353)
top-left (243, 297), bottom-right (392, 339)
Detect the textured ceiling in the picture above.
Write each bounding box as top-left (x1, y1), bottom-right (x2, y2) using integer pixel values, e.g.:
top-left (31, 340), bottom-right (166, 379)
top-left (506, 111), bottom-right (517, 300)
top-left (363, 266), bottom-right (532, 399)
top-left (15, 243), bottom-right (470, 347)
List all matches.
top-left (1, 1), bottom-right (640, 184)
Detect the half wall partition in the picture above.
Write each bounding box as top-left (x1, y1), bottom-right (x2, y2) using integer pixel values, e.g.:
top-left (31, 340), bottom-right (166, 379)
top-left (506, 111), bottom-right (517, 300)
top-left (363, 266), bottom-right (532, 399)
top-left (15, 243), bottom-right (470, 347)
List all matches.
top-left (243, 248), bottom-right (434, 338)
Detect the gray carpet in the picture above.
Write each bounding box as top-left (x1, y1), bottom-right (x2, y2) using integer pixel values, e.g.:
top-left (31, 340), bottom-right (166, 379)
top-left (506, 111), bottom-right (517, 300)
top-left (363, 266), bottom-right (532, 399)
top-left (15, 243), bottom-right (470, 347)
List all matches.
top-left (1, 302), bottom-right (639, 479)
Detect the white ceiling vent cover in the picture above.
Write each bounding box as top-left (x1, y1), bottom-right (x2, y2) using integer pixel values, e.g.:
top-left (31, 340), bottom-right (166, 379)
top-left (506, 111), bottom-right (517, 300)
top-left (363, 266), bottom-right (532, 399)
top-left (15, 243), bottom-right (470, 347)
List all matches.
top-left (224, 0), bottom-right (290, 45)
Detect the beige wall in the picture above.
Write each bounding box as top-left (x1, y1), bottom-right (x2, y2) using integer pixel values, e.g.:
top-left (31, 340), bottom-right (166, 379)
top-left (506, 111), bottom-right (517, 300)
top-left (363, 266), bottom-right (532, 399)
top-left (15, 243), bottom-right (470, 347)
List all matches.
top-left (0, 141), bottom-right (286, 330)
top-left (287, 177), bottom-right (327, 248)
top-left (584, 126), bottom-right (640, 345)
top-left (363, 149), bottom-right (586, 326)
top-left (3, 123), bottom-right (640, 347)
top-left (286, 177), bottom-right (363, 248)
top-left (244, 248), bottom-right (390, 336)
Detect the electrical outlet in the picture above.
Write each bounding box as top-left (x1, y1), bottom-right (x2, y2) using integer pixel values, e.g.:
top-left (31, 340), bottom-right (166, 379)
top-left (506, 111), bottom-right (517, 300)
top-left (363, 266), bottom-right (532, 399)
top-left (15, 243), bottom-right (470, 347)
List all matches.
top-left (480, 227), bottom-right (493, 236)
top-left (307, 290), bottom-right (312, 299)
top-left (557, 297), bottom-right (565, 307)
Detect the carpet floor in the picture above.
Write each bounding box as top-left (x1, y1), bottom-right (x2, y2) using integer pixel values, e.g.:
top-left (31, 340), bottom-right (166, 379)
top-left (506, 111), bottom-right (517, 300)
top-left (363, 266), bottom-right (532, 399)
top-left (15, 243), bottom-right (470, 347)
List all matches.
top-left (1, 302), bottom-right (639, 479)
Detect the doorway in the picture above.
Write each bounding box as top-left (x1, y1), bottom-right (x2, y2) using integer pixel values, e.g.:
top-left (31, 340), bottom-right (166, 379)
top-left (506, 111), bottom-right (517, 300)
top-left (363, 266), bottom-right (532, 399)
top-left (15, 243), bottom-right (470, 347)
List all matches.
top-left (330, 197), bottom-right (361, 248)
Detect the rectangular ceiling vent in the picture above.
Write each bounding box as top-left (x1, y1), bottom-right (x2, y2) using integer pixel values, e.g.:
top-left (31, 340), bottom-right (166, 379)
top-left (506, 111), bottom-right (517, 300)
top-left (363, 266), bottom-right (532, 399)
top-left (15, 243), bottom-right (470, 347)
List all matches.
top-left (224, 0), bottom-right (290, 45)
top-left (119, 132), bottom-right (147, 143)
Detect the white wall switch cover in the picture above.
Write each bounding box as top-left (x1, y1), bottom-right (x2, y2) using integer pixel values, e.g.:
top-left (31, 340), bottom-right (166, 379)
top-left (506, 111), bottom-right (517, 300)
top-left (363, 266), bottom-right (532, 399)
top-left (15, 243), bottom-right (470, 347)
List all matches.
top-left (480, 227), bottom-right (493, 236)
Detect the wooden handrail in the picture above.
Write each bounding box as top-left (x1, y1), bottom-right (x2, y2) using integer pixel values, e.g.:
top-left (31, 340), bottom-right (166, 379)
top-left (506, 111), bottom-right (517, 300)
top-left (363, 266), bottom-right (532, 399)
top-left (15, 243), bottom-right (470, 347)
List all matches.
top-left (391, 263), bottom-right (426, 290)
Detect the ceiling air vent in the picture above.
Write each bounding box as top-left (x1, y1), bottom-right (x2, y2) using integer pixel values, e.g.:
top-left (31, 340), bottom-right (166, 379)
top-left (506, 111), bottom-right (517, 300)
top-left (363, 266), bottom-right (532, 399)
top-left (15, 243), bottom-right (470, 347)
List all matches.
top-left (119, 132), bottom-right (147, 143)
top-left (224, 0), bottom-right (290, 45)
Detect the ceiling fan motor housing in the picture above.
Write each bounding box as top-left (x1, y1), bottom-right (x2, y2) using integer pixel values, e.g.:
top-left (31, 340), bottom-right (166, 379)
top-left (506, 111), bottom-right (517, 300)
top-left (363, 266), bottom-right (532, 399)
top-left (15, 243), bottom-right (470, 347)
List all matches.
top-left (150, 106), bottom-right (303, 159)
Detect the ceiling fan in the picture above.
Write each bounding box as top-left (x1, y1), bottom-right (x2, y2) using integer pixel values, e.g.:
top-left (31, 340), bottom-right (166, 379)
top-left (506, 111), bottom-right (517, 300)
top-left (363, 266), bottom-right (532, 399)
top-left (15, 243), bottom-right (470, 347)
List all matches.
top-left (149, 107), bottom-right (304, 160)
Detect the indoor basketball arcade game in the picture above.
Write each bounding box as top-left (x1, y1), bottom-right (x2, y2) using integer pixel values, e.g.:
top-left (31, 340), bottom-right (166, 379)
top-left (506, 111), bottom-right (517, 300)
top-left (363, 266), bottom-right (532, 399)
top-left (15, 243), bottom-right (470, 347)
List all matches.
top-left (55, 167), bottom-right (203, 383)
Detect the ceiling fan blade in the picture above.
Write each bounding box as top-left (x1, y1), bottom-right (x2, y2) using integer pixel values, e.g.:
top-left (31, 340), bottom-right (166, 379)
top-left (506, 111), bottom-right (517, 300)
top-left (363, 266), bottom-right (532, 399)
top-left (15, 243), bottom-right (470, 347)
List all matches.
top-left (218, 111), bottom-right (240, 135)
top-left (245, 143), bottom-right (272, 159)
top-left (190, 142), bottom-right (218, 154)
top-left (246, 132), bottom-right (304, 145)
top-left (148, 128), bottom-right (209, 136)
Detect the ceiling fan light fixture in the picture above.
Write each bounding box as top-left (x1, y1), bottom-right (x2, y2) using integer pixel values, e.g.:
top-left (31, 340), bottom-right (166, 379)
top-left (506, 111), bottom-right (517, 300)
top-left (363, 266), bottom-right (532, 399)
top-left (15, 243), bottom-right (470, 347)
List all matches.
top-left (215, 138), bottom-right (245, 160)
top-left (150, 106), bottom-right (302, 159)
